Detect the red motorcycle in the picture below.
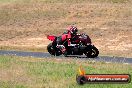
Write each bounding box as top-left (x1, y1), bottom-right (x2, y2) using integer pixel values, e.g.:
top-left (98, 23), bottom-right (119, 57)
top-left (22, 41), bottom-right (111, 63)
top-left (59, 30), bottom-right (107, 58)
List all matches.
top-left (47, 33), bottom-right (99, 58)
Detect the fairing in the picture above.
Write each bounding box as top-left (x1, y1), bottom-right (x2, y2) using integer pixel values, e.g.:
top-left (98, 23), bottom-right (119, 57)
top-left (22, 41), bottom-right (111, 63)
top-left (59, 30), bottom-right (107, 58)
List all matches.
top-left (47, 35), bottom-right (56, 41)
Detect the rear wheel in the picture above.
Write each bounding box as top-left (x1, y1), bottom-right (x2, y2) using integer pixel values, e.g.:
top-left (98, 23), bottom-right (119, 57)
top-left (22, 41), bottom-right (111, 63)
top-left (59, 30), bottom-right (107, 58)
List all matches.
top-left (47, 43), bottom-right (62, 56)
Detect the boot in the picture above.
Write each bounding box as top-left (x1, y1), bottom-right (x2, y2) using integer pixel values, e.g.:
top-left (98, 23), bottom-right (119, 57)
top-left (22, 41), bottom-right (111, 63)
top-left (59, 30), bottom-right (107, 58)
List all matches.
top-left (57, 45), bottom-right (66, 53)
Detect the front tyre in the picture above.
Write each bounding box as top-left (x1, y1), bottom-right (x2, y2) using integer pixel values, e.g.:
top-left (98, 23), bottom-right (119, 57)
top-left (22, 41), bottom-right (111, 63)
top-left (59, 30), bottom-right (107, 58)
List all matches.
top-left (47, 43), bottom-right (62, 56)
top-left (85, 45), bottom-right (99, 58)
top-left (90, 46), bottom-right (99, 58)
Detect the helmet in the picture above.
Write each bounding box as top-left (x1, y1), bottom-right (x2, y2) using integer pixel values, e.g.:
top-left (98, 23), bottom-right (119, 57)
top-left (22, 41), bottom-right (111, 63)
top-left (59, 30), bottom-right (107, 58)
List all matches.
top-left (68, 26), bottom-right (78, 35)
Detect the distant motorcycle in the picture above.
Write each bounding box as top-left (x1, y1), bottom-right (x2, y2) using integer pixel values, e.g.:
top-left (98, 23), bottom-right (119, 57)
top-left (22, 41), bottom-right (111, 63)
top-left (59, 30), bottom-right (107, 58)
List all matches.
top-left (47, 33), bottom-right (99, 58)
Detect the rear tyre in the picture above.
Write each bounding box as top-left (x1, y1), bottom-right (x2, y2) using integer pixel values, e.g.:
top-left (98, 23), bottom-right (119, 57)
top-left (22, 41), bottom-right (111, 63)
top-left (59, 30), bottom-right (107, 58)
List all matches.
top-left (63, 51), bottom-right (68, 57)
top-left (47, 43), bottom-right (62, 56)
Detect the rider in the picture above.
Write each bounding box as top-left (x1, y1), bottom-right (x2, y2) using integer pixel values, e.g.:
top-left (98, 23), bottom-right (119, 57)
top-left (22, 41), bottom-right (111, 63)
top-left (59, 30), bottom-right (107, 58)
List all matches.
top-left (56, 25), bottom-right (78, 53)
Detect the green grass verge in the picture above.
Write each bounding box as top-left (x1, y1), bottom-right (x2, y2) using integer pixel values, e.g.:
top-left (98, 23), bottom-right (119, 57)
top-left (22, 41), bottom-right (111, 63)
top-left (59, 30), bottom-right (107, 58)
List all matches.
top-left (0, 55), bottom-right (132, 88)
top-left (0, 82), bottom-right (27, 88)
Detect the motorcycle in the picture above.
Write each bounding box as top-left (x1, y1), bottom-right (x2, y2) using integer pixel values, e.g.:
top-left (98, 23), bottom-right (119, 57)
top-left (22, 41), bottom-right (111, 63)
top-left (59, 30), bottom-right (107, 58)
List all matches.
top-left (47, 33), bottom-right (99, 58)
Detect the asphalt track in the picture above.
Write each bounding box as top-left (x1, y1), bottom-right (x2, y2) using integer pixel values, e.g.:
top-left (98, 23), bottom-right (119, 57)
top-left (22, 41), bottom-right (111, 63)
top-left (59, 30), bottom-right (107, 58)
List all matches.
top-left (0, 50), bottom-right (132, 64)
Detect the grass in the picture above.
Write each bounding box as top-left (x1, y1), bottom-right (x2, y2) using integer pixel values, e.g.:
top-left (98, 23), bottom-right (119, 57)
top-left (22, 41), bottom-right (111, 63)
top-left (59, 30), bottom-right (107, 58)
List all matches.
top-left (0, 55), bottom-right (132, 88)
top-left (0, 0), bottom-right (130, 3)
top-left (0, 46), bottom-right (47, 52)
top-left (0, 82), bottom-right (27, 88)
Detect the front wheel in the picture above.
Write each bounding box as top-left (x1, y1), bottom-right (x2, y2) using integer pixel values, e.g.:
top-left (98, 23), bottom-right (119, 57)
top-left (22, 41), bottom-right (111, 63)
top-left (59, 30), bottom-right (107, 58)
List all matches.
top-left (85, 45), bottom-right (99, 58)
top-left (47, 43), bottom-right (62, 56)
